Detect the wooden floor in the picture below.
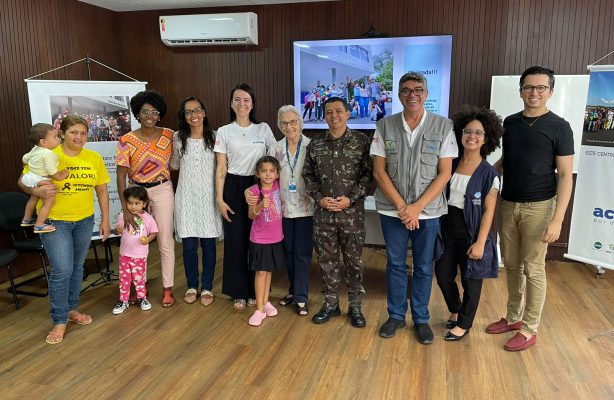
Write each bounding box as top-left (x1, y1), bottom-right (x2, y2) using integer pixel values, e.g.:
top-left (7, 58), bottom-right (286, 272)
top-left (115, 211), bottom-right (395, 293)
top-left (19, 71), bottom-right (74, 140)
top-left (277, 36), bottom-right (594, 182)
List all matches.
top-left (1, 241), bottom-right (613, 400)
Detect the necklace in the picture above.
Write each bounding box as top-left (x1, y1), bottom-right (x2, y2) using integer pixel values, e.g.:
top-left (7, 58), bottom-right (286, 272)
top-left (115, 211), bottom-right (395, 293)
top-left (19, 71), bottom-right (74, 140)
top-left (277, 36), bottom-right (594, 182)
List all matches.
top-left (522, 110), bottom-right (548, 127)
top-left (236, 122), bottom-right (250, 136)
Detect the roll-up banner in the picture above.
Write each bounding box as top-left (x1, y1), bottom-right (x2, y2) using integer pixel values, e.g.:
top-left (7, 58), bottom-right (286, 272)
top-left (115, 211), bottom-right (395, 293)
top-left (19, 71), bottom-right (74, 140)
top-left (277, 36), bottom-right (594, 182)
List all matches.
top-left (565, 66), bottom-right (614, 270)
top-left (25, 80), bottom-right (147, 237)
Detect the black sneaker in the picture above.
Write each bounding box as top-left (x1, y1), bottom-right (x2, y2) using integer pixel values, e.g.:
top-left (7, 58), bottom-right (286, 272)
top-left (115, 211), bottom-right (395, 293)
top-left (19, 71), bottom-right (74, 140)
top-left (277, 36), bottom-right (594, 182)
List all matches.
top-left (379, 317), bottom-right (407, 338)
top-left (415, 323), bottom-right (434, 344)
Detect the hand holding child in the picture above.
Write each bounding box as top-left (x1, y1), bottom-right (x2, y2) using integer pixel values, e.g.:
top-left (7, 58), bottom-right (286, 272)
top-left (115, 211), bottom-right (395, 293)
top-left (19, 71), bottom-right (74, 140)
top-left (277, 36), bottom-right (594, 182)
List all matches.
top-left (245, 189), bottom-right (258, 206)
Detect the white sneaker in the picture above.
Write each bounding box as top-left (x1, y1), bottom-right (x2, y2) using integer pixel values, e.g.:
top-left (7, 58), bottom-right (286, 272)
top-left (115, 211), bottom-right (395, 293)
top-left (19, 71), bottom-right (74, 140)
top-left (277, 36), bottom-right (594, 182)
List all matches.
top-left (113, 301), bottom-right (129, 315)
top-left (138, 298), bottom-right (152, 311)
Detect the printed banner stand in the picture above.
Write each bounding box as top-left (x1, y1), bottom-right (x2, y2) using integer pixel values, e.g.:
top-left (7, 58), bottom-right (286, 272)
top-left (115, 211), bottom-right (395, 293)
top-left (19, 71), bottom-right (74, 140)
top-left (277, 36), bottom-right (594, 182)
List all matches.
top-left (565, 64), bottom-right (614, 276)
top-left (565, 63), bottom-right (614, 341)
top-left (25, 79), bottom-right (147, 238)
top-left (24, 57), bottom-right (147, 291)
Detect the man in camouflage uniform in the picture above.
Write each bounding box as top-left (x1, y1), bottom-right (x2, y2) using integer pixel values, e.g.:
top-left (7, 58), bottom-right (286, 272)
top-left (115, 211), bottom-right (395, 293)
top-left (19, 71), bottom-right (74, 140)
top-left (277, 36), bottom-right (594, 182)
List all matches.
top-left (302, 97), bottom-right (373, 328)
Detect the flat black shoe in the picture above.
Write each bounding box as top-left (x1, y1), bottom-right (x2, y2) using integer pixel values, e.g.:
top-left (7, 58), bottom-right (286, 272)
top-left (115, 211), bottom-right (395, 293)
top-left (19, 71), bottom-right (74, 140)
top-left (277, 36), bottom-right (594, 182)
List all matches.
top-left (312, 304), bottom-right (341, 324)
top-left (446, 319), bottom-right (458, 329)
top-left (444, 329), bottom-right (470, 341)
top-left (379, 317), bottom-right (407, 338)
top-left (348, 306), bottom-right (366, 328)
top-left (414, 323), bottom-right (434, 344)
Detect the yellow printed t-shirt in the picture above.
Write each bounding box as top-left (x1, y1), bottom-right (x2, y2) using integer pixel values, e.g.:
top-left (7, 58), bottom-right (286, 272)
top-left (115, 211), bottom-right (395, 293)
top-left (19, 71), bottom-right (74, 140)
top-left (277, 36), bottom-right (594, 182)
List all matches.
top-left (26, 146), bottom-right (110, 221)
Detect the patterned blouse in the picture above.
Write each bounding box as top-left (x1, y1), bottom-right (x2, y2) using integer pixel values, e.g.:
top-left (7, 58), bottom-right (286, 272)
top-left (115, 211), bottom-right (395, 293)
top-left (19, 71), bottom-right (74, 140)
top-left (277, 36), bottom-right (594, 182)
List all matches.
top-left (115, 128), bottom-right (174, 183)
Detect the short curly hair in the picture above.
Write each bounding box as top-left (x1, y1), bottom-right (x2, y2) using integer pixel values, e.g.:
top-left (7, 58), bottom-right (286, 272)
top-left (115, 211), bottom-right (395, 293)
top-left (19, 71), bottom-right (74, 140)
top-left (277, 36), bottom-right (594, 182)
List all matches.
top-left (452, 105), bottom-right (503, 157)
top-left (130, 90), bottom-right (167, 119)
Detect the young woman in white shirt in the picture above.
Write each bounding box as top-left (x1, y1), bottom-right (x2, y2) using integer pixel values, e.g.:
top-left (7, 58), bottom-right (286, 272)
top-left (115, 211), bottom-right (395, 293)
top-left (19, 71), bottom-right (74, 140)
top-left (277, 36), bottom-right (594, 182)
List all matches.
top-left (214, 83), bottom-right (276, 310)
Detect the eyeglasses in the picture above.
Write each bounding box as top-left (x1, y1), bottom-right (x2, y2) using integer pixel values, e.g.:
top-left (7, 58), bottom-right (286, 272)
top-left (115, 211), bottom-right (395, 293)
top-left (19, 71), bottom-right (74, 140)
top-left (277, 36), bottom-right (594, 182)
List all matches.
top-left (462, 128), bottom-right (485, 137)
top-left (140, 109), bottom-right (160, 116)
top-left (399, 87), bottom-right (425, 96)
top-left (280, 119), bottom-right (298, 128)
top-left (184, 107), bottom-right (204, 117)
top-left (521, 85), bottom-right (550, 93)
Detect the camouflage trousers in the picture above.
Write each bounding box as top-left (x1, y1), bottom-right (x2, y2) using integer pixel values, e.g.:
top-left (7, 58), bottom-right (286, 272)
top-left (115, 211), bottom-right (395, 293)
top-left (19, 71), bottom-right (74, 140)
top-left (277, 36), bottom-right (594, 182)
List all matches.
top-left (313, 214), bottom-right (366, 308)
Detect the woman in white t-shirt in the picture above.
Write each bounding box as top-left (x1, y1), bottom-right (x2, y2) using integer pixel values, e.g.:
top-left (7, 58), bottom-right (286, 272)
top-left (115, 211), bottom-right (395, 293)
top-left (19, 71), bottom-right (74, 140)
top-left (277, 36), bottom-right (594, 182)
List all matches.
top-left (434, 106), bottom-right (503, 342)
top-left (214, 83), bottom-right (276, 310)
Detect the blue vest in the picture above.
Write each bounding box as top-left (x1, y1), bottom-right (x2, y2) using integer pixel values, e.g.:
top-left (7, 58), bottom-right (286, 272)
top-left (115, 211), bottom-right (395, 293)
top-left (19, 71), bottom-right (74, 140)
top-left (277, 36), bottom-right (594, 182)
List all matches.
top-left (450, 159), bottom-right (499, 279)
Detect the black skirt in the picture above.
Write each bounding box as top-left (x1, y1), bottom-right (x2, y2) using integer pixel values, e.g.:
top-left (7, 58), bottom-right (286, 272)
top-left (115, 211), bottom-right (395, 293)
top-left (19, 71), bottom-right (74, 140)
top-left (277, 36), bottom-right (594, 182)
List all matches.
top-left (249, 241), bottom-right (286, 272)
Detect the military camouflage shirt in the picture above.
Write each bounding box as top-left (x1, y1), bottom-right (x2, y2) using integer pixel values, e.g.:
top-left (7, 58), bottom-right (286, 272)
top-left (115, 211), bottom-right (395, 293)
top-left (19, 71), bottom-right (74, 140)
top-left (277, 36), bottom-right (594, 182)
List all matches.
top-left (302, 128), bottom-right (373, 217)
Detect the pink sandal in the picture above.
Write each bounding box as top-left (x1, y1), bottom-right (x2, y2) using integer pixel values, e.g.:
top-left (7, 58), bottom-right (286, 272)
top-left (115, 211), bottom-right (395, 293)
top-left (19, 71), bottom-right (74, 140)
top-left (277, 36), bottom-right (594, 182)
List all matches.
top-left (68, 312), bottom-right (92, 325)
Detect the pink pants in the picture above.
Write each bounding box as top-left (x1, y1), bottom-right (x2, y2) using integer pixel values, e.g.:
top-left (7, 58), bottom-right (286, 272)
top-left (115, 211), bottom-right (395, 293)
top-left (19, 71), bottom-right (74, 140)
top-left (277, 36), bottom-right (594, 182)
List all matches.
top-left (145, 180), bottom-right (175, 288)
top-left (119, 255), bottom-right (147, 302)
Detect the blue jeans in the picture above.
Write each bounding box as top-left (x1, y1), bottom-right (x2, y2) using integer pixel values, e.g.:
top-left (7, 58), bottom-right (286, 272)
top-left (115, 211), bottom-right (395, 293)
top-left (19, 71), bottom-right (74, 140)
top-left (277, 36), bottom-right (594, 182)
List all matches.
top-left (359, 97), bottom-right (368, 117)
top-left (182, 237), bottom-right (216, 291)
top-left (380, 214), bottom-right (440, 324)
top-left (40, 215), bottom-right (94, 325)
top-left (282, 216), bottom-right (313, 303)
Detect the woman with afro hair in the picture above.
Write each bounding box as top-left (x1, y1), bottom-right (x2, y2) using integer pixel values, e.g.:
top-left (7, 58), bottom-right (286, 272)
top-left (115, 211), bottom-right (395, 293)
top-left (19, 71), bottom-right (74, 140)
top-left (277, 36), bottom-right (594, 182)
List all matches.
top-left (434, 105), bottom-right (503, 342)
top-left (116, 90), bottom-right (176, 308)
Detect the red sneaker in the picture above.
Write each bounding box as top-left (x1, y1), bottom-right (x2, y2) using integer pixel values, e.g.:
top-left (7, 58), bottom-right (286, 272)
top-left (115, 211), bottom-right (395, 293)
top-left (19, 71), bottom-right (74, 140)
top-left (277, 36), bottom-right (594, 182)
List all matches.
top-left (504, 332), bottom-right (537, 351)
top-left (485, 318), bottom-right (522, 334)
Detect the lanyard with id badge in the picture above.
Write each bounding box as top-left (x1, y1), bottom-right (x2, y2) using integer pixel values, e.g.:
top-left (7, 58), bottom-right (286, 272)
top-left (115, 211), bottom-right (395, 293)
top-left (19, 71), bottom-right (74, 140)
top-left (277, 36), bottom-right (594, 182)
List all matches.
top-left (286, 137), bottom-right (302, 193)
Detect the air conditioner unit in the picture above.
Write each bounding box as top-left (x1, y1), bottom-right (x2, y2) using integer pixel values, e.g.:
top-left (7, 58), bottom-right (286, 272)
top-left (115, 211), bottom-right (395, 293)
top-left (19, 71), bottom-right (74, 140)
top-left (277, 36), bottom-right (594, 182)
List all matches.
top-left (159, 12), bottom-right (258, 47)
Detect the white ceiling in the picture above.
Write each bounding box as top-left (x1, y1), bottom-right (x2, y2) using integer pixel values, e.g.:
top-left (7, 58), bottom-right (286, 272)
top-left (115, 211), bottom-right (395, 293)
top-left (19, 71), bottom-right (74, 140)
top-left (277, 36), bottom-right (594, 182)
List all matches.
top-left (78, 0), bottom-right (338, 12)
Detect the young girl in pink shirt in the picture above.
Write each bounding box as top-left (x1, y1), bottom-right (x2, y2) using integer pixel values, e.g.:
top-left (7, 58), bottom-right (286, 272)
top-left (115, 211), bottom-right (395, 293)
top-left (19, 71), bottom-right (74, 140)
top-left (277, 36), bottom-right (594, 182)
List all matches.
top-left (113, 186), bottom-right (158, 314)
top-left (247, 156), bottom-right (286, 326)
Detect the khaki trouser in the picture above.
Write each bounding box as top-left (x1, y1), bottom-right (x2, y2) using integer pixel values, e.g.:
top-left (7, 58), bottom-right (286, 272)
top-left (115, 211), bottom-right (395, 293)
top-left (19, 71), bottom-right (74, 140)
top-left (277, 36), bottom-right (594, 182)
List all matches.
top-left (498, 198), bottom-right (555, 334)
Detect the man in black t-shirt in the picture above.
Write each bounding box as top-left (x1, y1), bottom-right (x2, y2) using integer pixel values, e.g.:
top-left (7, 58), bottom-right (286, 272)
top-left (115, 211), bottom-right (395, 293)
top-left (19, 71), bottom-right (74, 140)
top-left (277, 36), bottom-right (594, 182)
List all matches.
top-left (486, 66), bottom-right (574, 352)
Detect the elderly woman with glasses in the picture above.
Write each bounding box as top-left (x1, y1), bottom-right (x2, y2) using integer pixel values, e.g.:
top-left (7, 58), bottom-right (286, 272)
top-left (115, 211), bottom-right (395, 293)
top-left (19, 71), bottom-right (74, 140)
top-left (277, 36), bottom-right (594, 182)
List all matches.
top-left (434, 106), bottom-right (503, 342)
top-left (246, 105), bottom-right (315, 315)
top-left (116, 90), bottom-right (176, 308)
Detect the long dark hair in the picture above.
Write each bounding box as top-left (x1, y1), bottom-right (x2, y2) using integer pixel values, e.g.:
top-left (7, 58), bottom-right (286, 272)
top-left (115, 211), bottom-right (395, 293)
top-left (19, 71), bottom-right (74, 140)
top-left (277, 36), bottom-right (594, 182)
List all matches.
top-left (254, 155), bottom-right (281, 200)
top-left (229, 83), bottom-right (259, 124)
top-left (176, 96), bottom-right (215, 156)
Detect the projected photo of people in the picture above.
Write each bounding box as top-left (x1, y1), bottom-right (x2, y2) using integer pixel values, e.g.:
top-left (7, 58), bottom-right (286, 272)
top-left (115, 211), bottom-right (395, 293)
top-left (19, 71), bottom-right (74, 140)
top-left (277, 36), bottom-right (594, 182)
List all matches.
top-left (295, 42), bottom-right (393, 128)
top-left (582, 70), bottom-right (614, 147)
top-left (293, 36), bottom-right (452, 130)
top-left (49, 95), bottom-right (132, 142)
